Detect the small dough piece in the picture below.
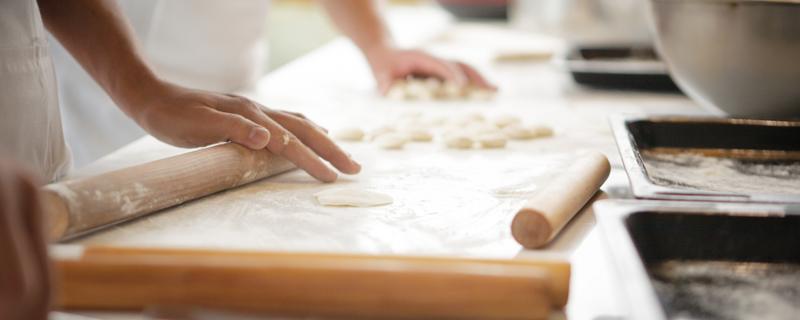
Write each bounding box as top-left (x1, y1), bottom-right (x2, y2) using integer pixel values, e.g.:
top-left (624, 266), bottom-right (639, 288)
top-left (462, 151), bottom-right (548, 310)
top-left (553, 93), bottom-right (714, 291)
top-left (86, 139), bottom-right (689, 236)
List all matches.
top-left (334, 127), bottom-right (365, 141)
top-left (314, 187), bottom-right (394, 207)
top-left (467, 88), bottom-right (495, 101)
top-left (476, 133), bottom-right (507, 149)
top-left (368, 125), bottom-right (397, 141)
top-left (386, 81), bottom-right (408, 100)
top-left (503, 124), bottom-right (554, 140)
top-left (374, 132), bottom-right (407, 149)
top-left (443, 133), bottom-right (474, 149)
top-left (403, 127), bottom-right (434, 142)
top-left (440, 81), bottom-right (466, 99)
top-left (405, 79), bottom-right (434, 100)
top-left (492, 115), bottom-right (522, 128)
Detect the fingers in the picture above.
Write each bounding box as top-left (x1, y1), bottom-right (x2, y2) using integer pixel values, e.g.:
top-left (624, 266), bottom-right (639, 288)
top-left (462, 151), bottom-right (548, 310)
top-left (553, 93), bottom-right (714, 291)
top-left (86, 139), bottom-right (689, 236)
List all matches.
top-left (269, 111), bottom-right (361, 175)
top-left (456, 61), bottom-right (497, 90)
top-left (211, 110), bottom-right (272, 150)
top-left (221, 97), bottom-right (346, 182)
top-left (408, 52), bottom-right (468, 86)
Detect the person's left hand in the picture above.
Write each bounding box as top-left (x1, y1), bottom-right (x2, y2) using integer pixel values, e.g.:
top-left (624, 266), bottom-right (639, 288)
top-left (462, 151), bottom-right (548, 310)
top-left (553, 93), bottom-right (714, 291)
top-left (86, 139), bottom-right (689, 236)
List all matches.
top-left (364, 46), bottom-right (497, 95)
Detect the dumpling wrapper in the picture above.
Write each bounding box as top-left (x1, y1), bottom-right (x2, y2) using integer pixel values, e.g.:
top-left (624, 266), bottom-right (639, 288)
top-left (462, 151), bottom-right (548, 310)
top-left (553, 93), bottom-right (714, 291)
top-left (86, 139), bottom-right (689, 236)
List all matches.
top-left (314, 187), bottom-right (394, 207)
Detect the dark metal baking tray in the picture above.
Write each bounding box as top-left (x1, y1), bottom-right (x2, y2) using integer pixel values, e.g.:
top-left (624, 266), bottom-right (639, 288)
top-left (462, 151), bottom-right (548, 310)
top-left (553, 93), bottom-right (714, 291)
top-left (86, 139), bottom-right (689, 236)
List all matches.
top-left (611, 114), bottom-right (800, 203)
top-left (595, 200), bottom-right (800, 320)
top-left (566, 45), bottom-right (682, 92)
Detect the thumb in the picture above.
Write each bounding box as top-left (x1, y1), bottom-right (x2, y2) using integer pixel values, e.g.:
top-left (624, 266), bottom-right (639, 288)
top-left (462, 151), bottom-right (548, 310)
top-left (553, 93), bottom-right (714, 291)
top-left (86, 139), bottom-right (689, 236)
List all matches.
top-left (217, 114), bottom-right (271, 149)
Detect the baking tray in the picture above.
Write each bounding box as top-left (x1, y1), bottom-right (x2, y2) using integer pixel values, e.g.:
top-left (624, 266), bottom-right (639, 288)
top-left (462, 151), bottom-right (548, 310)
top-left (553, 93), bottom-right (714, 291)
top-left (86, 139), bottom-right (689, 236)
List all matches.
top-left (565, 45), bottom-right (682, 92)
top-left (595, 200), bottom-right (800, 320)
top-left (611, 115), bottom-right (800, 203)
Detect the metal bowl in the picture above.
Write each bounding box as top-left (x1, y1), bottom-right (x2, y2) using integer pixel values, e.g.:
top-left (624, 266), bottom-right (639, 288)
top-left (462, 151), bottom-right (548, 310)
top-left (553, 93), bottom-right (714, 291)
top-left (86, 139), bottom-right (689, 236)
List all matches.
top-left (649, 0), bottom-right (800, 118)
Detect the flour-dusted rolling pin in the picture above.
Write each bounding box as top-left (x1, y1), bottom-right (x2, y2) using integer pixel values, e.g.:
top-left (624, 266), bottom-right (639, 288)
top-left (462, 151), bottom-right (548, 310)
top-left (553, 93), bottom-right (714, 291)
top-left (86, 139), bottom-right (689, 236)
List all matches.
top-left (51, 245), bottom-right (570, 319)
top-left (41, 143), bottom-right (295, 241)
top-left (511, 152), bottom-right (611, 248)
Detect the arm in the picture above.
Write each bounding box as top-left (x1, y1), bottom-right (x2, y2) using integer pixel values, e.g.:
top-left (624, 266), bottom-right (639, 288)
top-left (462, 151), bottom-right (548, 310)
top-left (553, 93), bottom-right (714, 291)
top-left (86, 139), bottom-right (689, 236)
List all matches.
top-left (319, 0), bottom-right (495, 93)
top-left (37, 0), bottom-right (359, 182)
top-left (0, 160), bottom-right (50, 320)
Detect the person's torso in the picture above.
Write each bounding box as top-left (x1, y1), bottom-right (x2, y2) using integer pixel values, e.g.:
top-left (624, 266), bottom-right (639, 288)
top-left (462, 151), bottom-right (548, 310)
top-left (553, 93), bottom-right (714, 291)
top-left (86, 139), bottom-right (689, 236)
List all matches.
top-left (0, 0), bottom-right (71, 182)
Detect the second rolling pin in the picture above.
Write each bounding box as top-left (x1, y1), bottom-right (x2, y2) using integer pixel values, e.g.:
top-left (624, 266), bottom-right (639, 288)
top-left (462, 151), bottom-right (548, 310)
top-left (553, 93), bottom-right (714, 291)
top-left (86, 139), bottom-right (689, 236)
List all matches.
top-left (41, 143), bottom-right (295, 241)
top-left (511, 152), bottom-right (611, 248)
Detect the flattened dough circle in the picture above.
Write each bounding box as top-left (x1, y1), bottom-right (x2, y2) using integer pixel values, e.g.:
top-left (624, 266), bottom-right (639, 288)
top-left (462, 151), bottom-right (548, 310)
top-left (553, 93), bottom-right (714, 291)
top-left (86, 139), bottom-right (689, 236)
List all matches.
top-left (314, 187), bottom-right (394, 207)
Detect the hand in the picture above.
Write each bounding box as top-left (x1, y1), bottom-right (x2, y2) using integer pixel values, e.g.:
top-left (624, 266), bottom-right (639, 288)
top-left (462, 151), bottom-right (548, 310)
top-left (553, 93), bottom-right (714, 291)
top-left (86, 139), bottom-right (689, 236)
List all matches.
top-left (364, 46), bottom-right (497, 94)
top-left (125, 81), bottom-right (361, 182)
top-left (0, 160), bottom-right (50, 320)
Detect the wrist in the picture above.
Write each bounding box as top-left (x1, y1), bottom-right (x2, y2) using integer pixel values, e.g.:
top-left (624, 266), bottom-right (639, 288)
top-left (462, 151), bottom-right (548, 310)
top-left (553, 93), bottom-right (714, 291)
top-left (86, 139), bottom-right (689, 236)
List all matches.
top-left (110, 70), bottom-right (168, 120)
top-left (361, 41), bottom-right (396, 65)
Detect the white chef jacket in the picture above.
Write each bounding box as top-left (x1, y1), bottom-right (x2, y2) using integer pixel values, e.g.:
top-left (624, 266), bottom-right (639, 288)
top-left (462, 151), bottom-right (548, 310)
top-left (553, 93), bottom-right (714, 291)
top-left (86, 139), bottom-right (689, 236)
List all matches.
top-left (53, 0), bottom-right (271, 167)
top-left (0, 0), bottom-right (71, 182)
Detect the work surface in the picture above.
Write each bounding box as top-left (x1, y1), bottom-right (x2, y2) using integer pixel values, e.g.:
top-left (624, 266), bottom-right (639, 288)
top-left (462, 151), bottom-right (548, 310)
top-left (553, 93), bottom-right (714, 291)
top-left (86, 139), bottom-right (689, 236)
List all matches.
top-left (60, 10), bottom-right (706, 320)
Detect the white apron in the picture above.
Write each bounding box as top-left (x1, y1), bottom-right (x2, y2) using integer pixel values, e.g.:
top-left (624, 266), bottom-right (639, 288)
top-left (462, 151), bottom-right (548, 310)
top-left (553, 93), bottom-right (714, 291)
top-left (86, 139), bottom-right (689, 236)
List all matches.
top-left (53, 0), bottom-right (270, 167)
top-left (0, 0), bottom-right (71, 182)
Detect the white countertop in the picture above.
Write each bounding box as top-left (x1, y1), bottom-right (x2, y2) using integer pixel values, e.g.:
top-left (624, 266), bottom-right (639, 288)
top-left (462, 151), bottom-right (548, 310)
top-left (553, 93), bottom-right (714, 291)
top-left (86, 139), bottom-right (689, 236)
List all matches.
top-left (57, 8), bottom-right (708, 320)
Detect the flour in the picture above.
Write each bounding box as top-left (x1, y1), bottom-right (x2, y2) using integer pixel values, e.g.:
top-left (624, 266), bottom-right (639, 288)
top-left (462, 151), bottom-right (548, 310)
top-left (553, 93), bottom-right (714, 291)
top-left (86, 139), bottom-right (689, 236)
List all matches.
top-left (650, 260), bottom-right (800, 320)
top-left (642, 151), bottom-right (800, 195)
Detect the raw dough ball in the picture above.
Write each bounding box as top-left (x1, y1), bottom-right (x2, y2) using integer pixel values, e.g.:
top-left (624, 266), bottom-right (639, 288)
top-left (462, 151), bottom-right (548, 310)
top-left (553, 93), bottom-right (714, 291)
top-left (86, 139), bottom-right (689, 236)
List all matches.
top-left (405, 79), bottom-right (434, 100)
top-left (443, 133), bottom-right (474, 149)
top-left (403, 127), bottom-right (434, 142)
top-left (440, 81), bottom-right (466, 99)
top-left (386, 81), bottom-right (408, 100)
top-left (467, 88), bottom-right (495, 101)
top-left (503, 124), bottom-right (554, 140)
top-left (334, 127), bottom-right (365, 141)
top-left (368, 125), bottom-right (397, 141)
top-left (374, 132), bottom-right (407, 149)
top-left (314, 187), bottom-right (394, 207)
top-left (476, 133), bottom-right (507, 149)
top-left (492, 115), bottom-right (522, 128)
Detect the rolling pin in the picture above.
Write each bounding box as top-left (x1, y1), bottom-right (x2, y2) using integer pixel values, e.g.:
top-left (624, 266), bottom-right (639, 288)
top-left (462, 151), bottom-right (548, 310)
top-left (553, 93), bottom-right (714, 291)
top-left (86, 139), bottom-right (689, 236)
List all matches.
top-left (41, 143), bottom-right (295, 241)
top-left (511, 152), bottom-right (610, 249)
top-left (52, 246), bottom-right (571, 319)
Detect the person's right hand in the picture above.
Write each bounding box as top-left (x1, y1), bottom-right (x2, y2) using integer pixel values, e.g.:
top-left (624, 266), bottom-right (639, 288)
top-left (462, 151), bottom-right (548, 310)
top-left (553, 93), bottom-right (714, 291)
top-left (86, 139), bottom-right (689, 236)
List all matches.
top-left (122, 81), bottom-right (361, 182)
top-left (0, 160), bottom-right (50, 320)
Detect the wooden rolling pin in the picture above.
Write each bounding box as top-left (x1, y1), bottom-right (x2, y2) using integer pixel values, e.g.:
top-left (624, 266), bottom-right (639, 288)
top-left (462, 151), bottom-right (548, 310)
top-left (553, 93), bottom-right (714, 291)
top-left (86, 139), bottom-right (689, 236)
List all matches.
top-left (41, 143), bottom-right (295, 241)
top-left (52, 246), bottom-right (571, 319)
top-left (511, 152), bottom-right (610, 248)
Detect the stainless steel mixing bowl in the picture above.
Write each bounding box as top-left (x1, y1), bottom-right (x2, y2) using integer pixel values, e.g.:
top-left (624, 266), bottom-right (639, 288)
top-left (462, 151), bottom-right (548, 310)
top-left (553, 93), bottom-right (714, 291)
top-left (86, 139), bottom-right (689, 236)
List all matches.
top-left (649, 0), bottom-right (800, 118)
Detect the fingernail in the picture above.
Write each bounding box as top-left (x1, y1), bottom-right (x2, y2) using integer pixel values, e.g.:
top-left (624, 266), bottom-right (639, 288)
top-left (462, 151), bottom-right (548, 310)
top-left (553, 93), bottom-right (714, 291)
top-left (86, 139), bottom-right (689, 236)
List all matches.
top-left (248, 127), bottom-right (270, 148)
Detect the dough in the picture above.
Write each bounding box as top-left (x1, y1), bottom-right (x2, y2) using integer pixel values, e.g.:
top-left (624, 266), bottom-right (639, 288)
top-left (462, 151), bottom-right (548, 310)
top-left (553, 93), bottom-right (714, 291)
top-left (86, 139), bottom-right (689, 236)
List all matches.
top-left (368, 125), bottom-right (397, 141)
top-left (476, 133), bottom-right (507, 149)
top-left (405, 79), bottom-right (434, 100)
top-left (443, 133), bottom-right (474, 149)
top-left (314, 187), bottom-right (394, 207)
top-left (383, 78), bottom-right (493, 101)
top-left (334, 127), bottom-right (365, 141)
top-left (503, 124), bottom-right (554, 140)
top-left (492, 115), bottom-right (522, 128)
top-left (440, 81), bottom-right (465, 99)
top-left (467, 88), bottom-right (495, 101)
top-left (386, 81), bottom-right (408, 100)
top-left (403, 127), bottom-right (434, 142)
top-left (374, 132), bottom-right (407, 149)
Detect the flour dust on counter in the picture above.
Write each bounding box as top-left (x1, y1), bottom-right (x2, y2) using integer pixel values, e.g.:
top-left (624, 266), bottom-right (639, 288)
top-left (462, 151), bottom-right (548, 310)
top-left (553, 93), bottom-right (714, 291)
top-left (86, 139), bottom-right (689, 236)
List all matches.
top-left (314, 187), bottom-right (394, 207)
top-left (72, 144), bottom-right (576, 258)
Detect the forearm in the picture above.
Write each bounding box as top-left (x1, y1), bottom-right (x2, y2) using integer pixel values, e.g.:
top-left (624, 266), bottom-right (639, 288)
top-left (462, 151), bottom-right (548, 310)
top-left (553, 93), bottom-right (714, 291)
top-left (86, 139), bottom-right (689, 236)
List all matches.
top-left (38, 0), bottom-right (160, 117)
top-left (319, 0), bottom-right (394, 56)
